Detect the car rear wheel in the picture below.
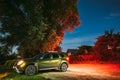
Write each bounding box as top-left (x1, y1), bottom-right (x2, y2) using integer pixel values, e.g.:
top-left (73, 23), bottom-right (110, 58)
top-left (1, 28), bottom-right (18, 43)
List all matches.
top-left (25, 65), bottom-right (36, 75)
top-left (60, 63), bottom-right (68, 72)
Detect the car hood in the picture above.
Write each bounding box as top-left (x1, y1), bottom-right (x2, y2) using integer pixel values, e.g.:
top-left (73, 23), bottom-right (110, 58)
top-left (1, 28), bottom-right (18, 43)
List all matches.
top-left (23, 58), bottom-right (37, 62)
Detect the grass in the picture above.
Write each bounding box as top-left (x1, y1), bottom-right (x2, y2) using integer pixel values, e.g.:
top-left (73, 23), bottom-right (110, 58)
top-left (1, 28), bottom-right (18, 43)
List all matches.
top-left (1, 72), bottom-right (51, 80)
top-left (0, 65), bottom-right (51, 80)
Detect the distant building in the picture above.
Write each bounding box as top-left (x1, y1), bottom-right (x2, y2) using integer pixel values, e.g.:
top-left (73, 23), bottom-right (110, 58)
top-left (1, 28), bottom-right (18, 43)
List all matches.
top-left (66, 49), bottom-right (78, 56)
top-left (77, 45), bottom-right (93, 55)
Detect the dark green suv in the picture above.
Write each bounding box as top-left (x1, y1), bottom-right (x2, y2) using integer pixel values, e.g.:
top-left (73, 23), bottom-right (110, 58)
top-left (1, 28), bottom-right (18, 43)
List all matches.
top-left (13, 52), bottom-right (69, 75)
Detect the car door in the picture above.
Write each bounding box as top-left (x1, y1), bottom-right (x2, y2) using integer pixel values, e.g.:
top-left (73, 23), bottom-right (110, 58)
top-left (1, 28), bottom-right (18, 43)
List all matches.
top-left (38, 53), bottom-right (52, 69)
top-left (50, 53), bottom-right (61, 67)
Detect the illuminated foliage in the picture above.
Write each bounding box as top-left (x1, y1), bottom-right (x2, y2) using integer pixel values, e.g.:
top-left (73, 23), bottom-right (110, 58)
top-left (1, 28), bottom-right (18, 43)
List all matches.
top-left (54, 46), bottom-right (62, 52)
top-left (94, 29), bottom-right (120, 61)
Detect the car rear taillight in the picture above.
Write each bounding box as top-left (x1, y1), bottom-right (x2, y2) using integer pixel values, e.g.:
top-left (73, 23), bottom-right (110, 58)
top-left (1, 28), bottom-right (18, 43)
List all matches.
top-left (66, 56), bottom-right (69, 61)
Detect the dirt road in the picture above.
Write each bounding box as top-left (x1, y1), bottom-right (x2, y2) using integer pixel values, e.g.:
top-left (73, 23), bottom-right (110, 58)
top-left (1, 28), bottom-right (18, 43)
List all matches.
top-left (40, 63), bottom-right (120, 80)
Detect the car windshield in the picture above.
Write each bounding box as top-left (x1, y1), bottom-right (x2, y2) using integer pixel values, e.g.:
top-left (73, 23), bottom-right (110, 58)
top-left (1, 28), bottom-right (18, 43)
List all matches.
top-left (32, 53), bottom-right (44, 60)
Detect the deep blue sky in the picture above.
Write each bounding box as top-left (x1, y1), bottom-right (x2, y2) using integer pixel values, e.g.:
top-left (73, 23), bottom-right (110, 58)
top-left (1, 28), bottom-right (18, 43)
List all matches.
top-left (61, 0), bottom-right (120, 51)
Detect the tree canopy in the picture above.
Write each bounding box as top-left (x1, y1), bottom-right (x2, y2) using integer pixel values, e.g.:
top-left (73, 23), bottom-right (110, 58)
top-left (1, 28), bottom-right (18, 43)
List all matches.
top-left (0, 0), bottom-right (80, 57)
top-left (94, 29), bottom-right (120, 60)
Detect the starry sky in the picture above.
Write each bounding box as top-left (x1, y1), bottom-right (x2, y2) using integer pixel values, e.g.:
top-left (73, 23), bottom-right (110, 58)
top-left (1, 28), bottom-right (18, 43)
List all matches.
top-left (61, 0), bottom-right (120, 52)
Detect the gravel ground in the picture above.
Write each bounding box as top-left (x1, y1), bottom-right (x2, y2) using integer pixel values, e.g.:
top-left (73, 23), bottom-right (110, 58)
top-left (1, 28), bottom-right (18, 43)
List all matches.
top-left (40, 63), bottom-right (120, 80)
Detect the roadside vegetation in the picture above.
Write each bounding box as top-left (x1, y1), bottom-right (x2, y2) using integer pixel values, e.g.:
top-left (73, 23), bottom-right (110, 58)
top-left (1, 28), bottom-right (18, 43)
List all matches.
top-left (0, 72), bottom-right (51, 80)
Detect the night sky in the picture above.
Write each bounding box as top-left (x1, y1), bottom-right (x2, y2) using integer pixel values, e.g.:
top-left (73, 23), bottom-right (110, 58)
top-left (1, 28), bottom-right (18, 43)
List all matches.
top-left (61, 0), bottom-right (120, 51)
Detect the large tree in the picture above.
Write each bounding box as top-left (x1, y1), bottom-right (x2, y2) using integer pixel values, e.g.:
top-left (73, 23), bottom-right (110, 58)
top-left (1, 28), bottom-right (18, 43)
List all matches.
top-left (0, 0), bottom-right (80, 57)
top-left (94, 29), bottom-right (120, 61)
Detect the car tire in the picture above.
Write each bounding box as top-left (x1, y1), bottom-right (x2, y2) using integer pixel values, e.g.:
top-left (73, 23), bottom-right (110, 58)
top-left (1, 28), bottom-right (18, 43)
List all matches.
top-left (25, 65), bottom-right (36, 75)
top-left (60, 63), bottom-right (68, 72)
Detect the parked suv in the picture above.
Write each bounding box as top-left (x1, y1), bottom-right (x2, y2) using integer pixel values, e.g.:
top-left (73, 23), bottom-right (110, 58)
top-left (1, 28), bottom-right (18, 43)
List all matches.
top-left (13, 52), bottom-right (69, 75)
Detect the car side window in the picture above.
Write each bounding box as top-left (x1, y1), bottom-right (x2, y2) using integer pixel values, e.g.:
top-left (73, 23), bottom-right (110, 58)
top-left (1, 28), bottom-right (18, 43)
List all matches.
top-left (43, 54), bottom-right (51, 59)
top-left (60, 54), bottom-right (65, 58)
top-left (52, 54), bottom-right (59, 58)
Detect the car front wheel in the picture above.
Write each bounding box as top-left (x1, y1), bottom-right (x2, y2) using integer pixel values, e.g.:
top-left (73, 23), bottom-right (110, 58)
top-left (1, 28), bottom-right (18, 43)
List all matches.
top-left (25, 65), bottom-right (36, 75)
top-left (60, 63), bottom-right (68, 72)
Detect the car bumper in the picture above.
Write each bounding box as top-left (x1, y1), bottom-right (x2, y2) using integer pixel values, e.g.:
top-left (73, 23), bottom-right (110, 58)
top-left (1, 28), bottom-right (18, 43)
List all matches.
top-left (13, 66), bottom-right (24, 73)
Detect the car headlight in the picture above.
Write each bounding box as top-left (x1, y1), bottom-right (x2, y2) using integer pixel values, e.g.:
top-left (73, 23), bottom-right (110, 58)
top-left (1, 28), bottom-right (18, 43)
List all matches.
top-left (17, 60), bottom-right (24, 66)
